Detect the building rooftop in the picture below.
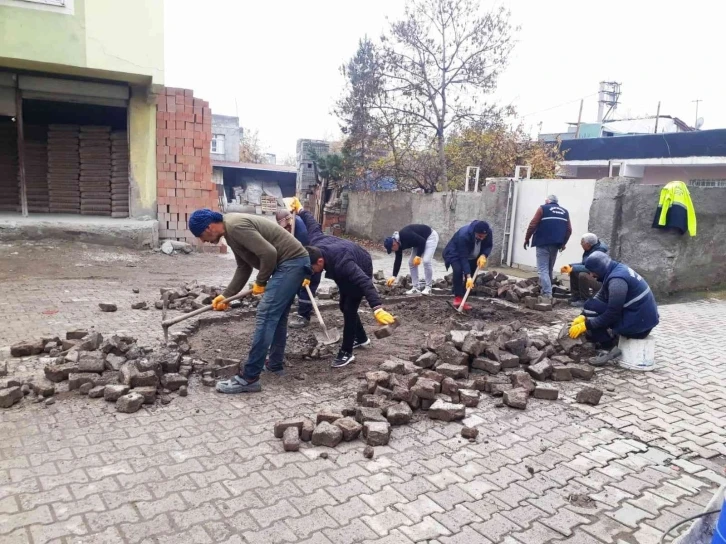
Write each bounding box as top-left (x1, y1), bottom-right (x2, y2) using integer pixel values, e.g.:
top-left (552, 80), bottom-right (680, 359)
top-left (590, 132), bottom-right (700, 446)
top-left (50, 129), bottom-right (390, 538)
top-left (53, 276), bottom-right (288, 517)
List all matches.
top-left (212, 160), bottom-right (296, 173)
top-left (560, 129), bottom-right (726, 161)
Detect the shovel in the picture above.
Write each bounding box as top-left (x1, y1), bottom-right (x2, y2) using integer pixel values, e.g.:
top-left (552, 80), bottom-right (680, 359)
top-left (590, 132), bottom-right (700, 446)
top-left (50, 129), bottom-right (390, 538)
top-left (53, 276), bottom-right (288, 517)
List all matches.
top-left (306, 284), bottom-right (340, 345)
top-left (455, 265), bottom-right (483, 313)
top-left (162, 288), bottom-right (253, 341)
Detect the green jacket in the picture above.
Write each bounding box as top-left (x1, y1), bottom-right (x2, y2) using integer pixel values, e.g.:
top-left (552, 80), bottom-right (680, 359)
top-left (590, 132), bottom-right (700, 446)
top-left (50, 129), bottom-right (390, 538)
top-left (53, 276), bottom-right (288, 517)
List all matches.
top-left (223, 213), bottom-right (308, 297)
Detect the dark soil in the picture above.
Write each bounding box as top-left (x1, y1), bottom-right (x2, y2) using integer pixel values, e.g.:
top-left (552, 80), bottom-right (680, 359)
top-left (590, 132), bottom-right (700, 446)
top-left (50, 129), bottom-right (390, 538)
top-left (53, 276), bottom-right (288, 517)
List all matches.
top-left (188, 296), bottom-right (565, 387)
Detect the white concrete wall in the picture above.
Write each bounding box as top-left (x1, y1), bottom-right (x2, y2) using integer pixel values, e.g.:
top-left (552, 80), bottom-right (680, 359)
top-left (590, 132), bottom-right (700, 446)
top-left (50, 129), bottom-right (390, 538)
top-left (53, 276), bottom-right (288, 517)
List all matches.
top-left (510, 179), bottom-right (596, 270)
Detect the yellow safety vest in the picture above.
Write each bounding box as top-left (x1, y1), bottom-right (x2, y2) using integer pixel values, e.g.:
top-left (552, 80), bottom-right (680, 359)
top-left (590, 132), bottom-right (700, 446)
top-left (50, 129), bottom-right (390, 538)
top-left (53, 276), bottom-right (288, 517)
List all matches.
top-left (657, 181), bottom-right (697, 237)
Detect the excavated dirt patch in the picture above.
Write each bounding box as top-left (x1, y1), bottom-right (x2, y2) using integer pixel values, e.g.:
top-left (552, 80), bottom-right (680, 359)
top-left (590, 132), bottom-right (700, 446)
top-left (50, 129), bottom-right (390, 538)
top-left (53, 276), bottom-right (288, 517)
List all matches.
top-left (189, 297), bottom-right (565, 386)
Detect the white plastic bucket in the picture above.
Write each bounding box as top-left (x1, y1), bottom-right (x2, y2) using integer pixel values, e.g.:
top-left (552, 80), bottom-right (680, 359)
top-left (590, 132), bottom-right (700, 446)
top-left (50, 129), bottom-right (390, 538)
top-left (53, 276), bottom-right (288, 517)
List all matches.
top-left (618, 336), bottom-right (656, 371)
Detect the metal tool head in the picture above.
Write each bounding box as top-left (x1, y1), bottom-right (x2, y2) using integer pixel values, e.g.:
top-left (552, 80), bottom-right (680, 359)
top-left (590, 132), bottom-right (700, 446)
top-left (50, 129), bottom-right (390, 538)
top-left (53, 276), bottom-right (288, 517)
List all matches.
top-left (314, 327), bottom-right (341, 346)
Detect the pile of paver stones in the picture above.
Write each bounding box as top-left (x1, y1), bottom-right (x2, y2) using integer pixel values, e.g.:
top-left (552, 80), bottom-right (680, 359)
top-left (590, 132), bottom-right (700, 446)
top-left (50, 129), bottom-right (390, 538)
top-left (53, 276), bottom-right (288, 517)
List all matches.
top-left (274, 320), bottom-right (604, 453)
top-left (1, 322), bottom-right (215, 412)
top-left (372, 270), bottom-right (564, 311)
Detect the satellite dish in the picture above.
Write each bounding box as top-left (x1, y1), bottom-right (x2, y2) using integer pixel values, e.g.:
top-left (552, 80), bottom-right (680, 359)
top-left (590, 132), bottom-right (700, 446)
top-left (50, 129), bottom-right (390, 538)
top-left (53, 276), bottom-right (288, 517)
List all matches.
top-left (696, 117), bottom-right (705, 129)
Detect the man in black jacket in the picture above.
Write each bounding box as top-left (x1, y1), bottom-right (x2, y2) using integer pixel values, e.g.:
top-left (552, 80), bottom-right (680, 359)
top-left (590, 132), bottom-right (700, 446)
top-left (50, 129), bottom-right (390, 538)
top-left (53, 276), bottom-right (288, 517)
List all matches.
top-left (291, 198), bottom-right (396, 368)
top-left (384, 224), bottom-right (440, 295)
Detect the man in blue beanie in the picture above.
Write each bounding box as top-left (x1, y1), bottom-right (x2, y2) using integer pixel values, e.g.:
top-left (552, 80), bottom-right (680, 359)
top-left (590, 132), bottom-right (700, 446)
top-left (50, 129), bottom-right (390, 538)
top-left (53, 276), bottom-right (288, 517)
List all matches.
top-left (188, 208), bottom-right (311, 393)
top-left (568, 252), bottom-right (659, 365)
top-left (442, 220), bottom-right (493, 311)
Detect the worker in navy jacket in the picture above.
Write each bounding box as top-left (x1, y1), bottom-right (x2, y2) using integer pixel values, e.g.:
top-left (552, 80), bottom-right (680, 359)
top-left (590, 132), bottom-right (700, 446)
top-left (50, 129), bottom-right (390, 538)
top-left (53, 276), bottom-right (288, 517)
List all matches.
top-left (442, 220), bottom-right (493, 311)
top-left (276, 209), bottom-right (321, 329)
top-left (568, 252), bottom-right (659, 365)
top-left (291, 198), bottom-right (397, 368)
top-left (524, 195), bottom-right (572, 300)
top-left (560, 233), bottom-right (608, 306)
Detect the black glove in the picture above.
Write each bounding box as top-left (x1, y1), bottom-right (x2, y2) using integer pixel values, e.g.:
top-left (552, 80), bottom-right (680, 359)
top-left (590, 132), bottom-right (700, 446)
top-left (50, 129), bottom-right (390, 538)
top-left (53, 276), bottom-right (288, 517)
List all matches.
top-left (523, 240), bottom-right (530, 250)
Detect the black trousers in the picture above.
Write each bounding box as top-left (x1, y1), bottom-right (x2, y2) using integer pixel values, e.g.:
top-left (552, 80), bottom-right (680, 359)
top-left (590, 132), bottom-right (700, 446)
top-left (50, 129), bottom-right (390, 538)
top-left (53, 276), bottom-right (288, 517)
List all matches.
top-left (339, 289), bottom-right (369, 353)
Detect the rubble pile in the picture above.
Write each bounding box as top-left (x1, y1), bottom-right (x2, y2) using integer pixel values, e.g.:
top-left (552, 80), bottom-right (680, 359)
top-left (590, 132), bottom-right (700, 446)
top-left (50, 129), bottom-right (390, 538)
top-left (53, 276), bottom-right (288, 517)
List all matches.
top-left (274, 320), bottom-right (603, 452)
top-left (372, 269), bottom-right (563, 311)
top-left (156, 280), bottom-right (223, 312)
top-left (2, 322), bottom-right (218, 411)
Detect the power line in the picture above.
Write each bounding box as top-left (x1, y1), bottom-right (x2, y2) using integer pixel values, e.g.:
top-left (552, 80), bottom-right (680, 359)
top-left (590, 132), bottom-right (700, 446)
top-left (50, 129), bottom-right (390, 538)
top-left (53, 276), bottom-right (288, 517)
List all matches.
top-left (521, 93), bottom-right (598, 118)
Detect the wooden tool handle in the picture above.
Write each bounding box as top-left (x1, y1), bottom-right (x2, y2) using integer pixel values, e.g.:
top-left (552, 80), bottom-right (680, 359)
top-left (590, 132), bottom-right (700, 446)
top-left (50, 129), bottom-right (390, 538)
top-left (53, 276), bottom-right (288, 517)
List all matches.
top-left (291, 210), bottom-right (296, 237)
top-left (458, 266), bottom-right (483, 313)
top-left (162, 289), bottom-right (253, 328)
top-left (306, 284), bottom-right (331, 338)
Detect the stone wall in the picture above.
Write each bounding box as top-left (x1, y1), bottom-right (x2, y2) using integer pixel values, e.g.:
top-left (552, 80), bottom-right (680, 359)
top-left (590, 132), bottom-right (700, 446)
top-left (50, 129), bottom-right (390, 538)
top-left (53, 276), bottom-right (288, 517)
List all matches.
top-left (346, 180), bottom-right (512, 265)
top-left (588, 177), bottom-right (726, 295)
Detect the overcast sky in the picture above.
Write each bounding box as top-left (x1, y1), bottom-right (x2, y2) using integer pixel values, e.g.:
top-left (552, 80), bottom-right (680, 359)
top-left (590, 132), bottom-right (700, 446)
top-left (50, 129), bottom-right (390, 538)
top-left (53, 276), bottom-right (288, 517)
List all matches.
top-left (165, 0), bottom-right (723, 160)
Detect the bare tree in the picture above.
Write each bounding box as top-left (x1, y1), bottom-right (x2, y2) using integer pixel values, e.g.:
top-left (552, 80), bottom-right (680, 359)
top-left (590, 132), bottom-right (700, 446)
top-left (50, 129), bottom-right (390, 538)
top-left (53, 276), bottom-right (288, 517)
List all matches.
top-left (239, 128), bottom-right (266, 163)
top-left (379, 0), bottom-right (515, 189)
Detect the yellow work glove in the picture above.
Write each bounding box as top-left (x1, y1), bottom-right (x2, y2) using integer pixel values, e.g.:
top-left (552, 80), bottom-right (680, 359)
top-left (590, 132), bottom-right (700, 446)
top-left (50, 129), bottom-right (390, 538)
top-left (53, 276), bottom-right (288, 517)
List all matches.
top-left (386, 277), bottom-right (396, 287)
top-left (573, 315), bottom-right (585, 325)
top-left (289, 197), bottom-right (302, 213)
top-left (561, 264), bottom-right (573, 274)
top-left (211, 295), bottom-right (229, 312)
top-left (413, 256), bottom-right (422, 267)
top-left (466, 277), bottom-right (474, 290)
top-left (477, 255), bottom-right (487, 269)
top-left (374, 308), bottom-right (395, 325)
top-left (302, 278), bottom-right (311, 288)
top-left (569, 321), bottom-right (587, 339)
top-left (252, 282), bottom-right (266, 296)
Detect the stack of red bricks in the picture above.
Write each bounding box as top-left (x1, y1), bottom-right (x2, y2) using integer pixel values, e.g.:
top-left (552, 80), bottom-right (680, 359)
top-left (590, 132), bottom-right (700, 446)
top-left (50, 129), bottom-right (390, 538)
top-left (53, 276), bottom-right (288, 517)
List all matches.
top-left (156, 87), bottom-right (225, 253)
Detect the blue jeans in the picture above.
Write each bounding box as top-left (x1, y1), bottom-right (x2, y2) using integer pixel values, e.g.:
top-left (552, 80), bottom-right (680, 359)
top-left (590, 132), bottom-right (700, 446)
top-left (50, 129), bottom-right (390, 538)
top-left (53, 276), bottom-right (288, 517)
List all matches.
top-left (296, 271), bottom-right (322, 320)
top-left (241, 255), bottom-right (311, 379)
top-left (535, 245), bottom-right (559, 296)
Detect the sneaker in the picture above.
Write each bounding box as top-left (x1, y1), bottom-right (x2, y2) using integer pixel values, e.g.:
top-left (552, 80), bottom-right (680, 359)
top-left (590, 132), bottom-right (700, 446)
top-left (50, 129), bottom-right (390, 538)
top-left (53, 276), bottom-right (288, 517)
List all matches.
top-left (264, 361), bottom-right (286, 376)
top-left (589, 347), bottom-right (622, 367)
top-left (421, 286), bottom-right (432, 295)
top-left (453, 296), bottom-right (472, 311)
top-left (332, 351), bottom-right (356, 368)
top-left (289, 315), bottom-right (310, 329)
top-left (215, 375), bottom-right (262, 394)
top-left (352, 338), bottom-right (371, 350)
top-left (405, 287), bottom-right (421, 295)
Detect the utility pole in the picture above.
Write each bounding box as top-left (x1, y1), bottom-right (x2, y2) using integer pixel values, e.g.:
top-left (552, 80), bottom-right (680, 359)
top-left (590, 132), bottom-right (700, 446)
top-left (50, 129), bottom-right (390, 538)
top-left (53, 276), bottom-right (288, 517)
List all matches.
top-left (597, 81), bottom-right (622, 122)
top-left (574, 99), bottom-right (584, 138)
top-left (654, 101), bottom-right (661, 133)
top-left (692, 99), bottom-right (702, 129)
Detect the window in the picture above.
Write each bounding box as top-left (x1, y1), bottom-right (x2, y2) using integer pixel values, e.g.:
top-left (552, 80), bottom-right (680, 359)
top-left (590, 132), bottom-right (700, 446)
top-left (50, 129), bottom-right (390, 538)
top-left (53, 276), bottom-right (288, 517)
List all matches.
top-left (211, 134), bottom-right (225, 154)
top-left (688, 179), bottom-right (726, 188)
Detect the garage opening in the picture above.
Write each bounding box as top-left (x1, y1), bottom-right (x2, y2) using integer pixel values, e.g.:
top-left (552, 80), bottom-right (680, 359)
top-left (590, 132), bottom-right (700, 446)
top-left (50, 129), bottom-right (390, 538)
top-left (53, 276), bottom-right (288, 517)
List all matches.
top-left (0, 117), bottom-right (18, 212)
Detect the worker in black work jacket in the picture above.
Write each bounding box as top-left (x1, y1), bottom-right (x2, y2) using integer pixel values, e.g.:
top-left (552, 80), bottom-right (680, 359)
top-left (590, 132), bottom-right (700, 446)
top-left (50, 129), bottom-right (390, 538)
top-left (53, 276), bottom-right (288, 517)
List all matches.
top-left (289, 197), bottom-right (397, 369)
top-left (383, 224), bottom-right (440, 295)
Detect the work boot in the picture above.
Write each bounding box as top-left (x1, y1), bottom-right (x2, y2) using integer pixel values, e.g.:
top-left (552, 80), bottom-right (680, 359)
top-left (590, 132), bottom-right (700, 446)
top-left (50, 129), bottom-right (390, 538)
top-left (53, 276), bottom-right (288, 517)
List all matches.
top-left (332, 350), bottom-right (355, 368)
top-left (264, 361), bottom-right (286, 376)
top-left (589, 347), bottom-right (622, 367)
top-left (289, 315), bottom-right (310, 329)
top-left (453, 296), bottom-right (472, 311)
top-left (421, 286), bottom-right (432, 295)
top-left (215, 375), bottom-right (262, 394)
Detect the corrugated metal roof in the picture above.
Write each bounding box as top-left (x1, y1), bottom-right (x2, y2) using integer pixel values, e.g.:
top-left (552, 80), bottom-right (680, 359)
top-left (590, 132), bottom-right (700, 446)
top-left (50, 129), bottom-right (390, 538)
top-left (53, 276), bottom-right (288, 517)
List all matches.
top-left (212, 160), bottom-right (296, 173)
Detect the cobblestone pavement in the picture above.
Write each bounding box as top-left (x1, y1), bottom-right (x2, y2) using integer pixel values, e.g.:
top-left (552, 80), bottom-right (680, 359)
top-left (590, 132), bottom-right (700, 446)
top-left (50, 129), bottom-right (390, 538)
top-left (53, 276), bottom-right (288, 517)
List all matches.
top-left (1, 241), bottom-right (725, 543)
